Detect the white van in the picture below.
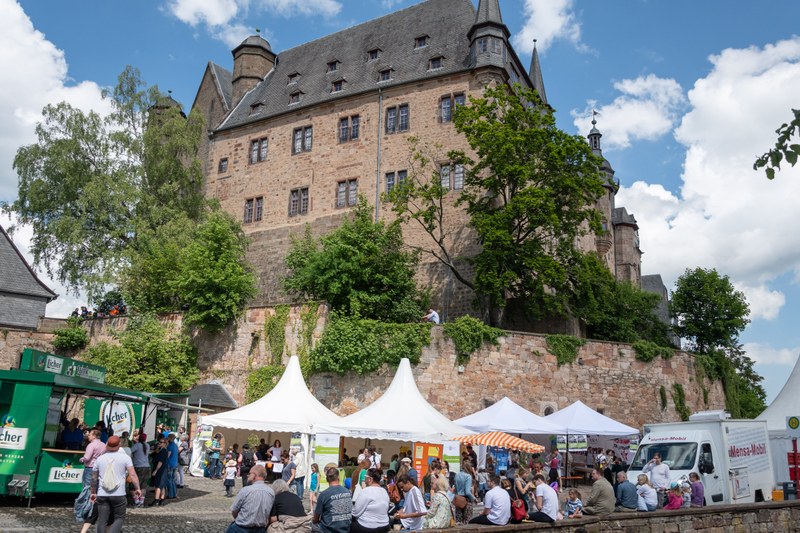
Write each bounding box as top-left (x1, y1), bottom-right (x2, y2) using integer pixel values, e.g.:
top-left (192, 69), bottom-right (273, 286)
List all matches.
top-left (627, 413), bottom-right (774, 505)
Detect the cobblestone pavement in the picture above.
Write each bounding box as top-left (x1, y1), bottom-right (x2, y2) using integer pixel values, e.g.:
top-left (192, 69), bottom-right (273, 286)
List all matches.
top-left (0, 475), bottom-right (246, 532)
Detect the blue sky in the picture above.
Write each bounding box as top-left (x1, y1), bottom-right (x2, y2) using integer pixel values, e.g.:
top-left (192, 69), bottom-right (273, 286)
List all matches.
top-left (1, 0), bottom-right (799, 405)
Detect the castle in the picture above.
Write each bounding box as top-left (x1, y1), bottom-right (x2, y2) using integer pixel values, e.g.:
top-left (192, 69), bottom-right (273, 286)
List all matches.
top-left (191, 0), bottom-right (663, 323)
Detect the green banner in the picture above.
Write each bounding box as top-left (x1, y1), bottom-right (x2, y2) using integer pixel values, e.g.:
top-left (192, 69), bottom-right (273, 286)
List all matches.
top-left (20, 348), bottom-right (106, 384)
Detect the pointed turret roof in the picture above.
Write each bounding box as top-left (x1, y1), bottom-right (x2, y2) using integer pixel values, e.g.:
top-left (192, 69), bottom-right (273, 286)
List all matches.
top-left (528, 40), bottom-right (548, 105)
top-left (468, 0), bottom-right (509, 40)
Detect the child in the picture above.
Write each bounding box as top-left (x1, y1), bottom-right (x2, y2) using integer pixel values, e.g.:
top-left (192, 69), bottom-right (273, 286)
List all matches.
top-left (664, 482), bottom-right (683, 510)
top-left (565, 489), bottom-right (583, 518)
top-left (476, 468), bottom-right (488, 499)
top-left (309, 463), bottom-right (320, 509)
top-left (680, 482), bottom-right (692, 509)
top-left (224, 459), bottom-right (237, 497)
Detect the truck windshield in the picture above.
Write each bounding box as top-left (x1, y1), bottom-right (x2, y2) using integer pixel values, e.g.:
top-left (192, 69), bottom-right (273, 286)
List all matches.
top-left (630, 443), bottom-right (699, 470)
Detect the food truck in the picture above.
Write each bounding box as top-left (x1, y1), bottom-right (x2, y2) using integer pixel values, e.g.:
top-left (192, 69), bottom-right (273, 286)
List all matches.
top-left (0, 348), bottom-right (188, 500)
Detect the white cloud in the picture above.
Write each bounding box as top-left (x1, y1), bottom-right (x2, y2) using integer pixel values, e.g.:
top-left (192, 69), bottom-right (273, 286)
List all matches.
top-left (0, 0), bottom-right (109, 201)
top-left (511, 0), bottom-right (582, 55)
top-left (743, 342), bottom-right (799, 366)
top-left (612, 37), bottom-right (800, 325)
top-left (166, 0), bottom-right (341, 46)
top-left (572, 75), bottom-right (686, 150)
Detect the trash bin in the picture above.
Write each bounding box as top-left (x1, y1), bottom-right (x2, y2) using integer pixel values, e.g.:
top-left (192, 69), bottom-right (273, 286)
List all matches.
top-left (783, 481), bottom-right (797, 501)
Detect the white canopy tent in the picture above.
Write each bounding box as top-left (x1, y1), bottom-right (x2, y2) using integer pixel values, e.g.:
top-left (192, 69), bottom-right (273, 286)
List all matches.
top-left (455, 396), bottom-right (565, 434)
top-left (544, 400), bottom-right (638, 436)
top-left (319, 358), bottom-right (472, 443)
top-left (757, 355), bottom-right (800, 483)
top-left (203, 355), bottom-right (342, 433)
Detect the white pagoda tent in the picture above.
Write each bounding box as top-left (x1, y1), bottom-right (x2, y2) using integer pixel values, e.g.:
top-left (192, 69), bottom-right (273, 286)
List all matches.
top-left (202, 355), bottom-right (342, 434)
top-left (544, 400), bottom-right (638, 436)
top-left (321, 358), bottom-right (472, 443)
top-left (455, 396), bottom-right (565, 434)
top-left (757, 354), bottom-right (800, 483)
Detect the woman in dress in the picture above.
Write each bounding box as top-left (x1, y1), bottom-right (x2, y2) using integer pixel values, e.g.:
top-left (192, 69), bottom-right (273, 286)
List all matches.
top-left (423, 475), bottom-right (453, 529)
top-left (149, 437), bottom-right (170, 506)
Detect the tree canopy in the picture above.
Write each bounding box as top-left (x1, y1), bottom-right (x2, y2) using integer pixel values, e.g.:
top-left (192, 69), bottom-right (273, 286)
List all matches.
top-left (670, 267), bottom-right (750, 354)
top-left (284, 197), bottom-right (427, 322)
top-left (387, 85), bottom-right (607, 324)
top-left (6, 66), bottom-right (205, 300)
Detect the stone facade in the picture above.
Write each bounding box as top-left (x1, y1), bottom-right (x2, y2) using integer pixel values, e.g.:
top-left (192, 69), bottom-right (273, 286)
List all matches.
top-left (420, 501), bottom-right (800, 533)
top-left (190, 0), bottom-right (647, 319)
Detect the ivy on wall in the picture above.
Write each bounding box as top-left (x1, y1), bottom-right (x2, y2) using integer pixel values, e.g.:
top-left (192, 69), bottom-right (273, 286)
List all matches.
top-left (545, 334), bottom-right (586, 366)
top-left (245, 364), bottom-right (285, 403)
top-left (672, 383), bottom-right (691, 421)
top-left (659, 385), bottom-right (668, 411)
top-left (264, 304), bottom-right (290, 364)
top-left (632, 340), bottom-right (675, 362)
top-left (442, 316), bottom-right (503, 365)
top-left (309, 313), bottom-right (432, 375)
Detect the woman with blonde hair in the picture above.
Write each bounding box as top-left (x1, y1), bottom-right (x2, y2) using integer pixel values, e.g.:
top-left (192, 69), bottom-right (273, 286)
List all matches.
top-left (423, 475), bottom-right (453, 529)
top-left (636, 474), bottom-right (657, 511)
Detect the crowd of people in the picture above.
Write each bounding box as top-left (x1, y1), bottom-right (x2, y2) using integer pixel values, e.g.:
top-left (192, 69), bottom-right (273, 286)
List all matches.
top-left (71, 304), bottom-right (128, 320)
top-left (68, 419), bottom-right (190, 532)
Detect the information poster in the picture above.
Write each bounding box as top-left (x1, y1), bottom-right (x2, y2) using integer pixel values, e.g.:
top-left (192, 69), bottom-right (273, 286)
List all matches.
top-left (189, 420), bottom-right (213, 477)
top-left (443, 441), bottom-right (461, 473)
top-left (413, 442), bottom-right (442, 480)
top-left (314, 433), bottom-right (340, 490)
top-left (490, 446), bottom-right (509, 474)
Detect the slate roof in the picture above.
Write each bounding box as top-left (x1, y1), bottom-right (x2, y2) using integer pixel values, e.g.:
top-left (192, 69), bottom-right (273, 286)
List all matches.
top-left (218, 0), bottom-right (477, 131)
top-left (209, 62), bottom-right (233, 111)
top-left (641, 274), bottom-right (667, 297)
top-left (0, 225), bottom-right (57, 300)
top-left (612, 206), bottom-right (638, 228)
top-left (528, 44), bottom-right (548, 105)
top-left (187, 382), bottom-right (238, 409)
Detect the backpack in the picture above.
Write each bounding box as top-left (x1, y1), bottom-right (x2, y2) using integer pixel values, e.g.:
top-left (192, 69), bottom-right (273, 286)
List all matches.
top-left (101, 458), bottom-right (120, 493)
top-left (242, 450), bottom-right (255, 468)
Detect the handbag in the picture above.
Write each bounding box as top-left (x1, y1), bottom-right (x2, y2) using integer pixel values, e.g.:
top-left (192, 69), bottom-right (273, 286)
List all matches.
top-left (453, 494), bottom-right (468, 509)
top-left (511, 498), bottom-right (527, 521)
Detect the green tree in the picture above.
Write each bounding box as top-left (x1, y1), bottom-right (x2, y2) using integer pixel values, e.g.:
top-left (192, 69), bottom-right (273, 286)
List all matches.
top-left (4, 66), bottom-right (205, 300)
top-left (172, 209), bottom-right (258, 333)
top-left (388, 85), bottom-right (606, 324)
top-left (754, 108), bottom-right (800, 179)
top-left (82, 314), bottom-right (198, 393)
top-left (670, 268), bottom-right (750, 354)
top-left (284, 197), bottom-right (426, 322)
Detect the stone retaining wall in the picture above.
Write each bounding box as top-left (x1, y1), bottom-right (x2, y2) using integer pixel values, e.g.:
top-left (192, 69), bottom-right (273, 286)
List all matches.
top-left (425, 500), bottom-right (800, 533)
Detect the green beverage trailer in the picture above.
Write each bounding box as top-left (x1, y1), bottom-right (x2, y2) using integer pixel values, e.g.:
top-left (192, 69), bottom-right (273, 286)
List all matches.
top-left (0, 348), bottom-right (186, 499)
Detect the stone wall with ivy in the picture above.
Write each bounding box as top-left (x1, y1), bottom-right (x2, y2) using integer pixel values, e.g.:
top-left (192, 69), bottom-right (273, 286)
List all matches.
top-left (307, 328), bottom-right (726, 430)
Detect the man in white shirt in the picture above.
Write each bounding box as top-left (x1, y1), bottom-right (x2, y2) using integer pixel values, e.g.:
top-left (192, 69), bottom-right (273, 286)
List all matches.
top-left (642, 452), bottom-right (671, 507)
top-left (469, 475), bottom-right (510, 526)
top-left (352, 468), bottom-right (390, 533)
top-left (530, 474), bottom-right (559, 523)
top-left (91, 435), bottom-right (141, 533)
top-left (395, 474), bottom-right (426, 531)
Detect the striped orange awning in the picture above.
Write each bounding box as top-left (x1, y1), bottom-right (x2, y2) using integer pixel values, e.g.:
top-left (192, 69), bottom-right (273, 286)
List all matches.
top-left (454, 431), bottom-right (545, 453)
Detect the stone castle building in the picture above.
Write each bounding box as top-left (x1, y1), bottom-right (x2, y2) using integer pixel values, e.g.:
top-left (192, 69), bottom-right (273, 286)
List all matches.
top-left (191, 0), bottom-right (656, 321)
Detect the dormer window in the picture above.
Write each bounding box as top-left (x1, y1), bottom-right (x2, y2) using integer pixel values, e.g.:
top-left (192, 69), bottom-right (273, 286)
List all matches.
top-left (368, 49), bottom-right (381, 61)
top-left (327, 60), bottom-right (339, 73)
top-left (289, 91), bottom-right (302, 105)
top-left (331, 80), bottom-right (344, 93)
top-left (378, 69), bottom-right (393, 83)
top-left (249, 102), bottom-right (264, 116)
top-left (428, 56), bottom-right (443, 71)
top-left (288, 72), bottom-right (301, 84)
top-left (414, 35), bottom-right (429, 49)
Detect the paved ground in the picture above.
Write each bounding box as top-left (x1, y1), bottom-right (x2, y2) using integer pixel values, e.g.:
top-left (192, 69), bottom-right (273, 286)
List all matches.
top-left (0, 475), bottom-right (595, 532)
top-left (0, 475), bottom-right (242, 532)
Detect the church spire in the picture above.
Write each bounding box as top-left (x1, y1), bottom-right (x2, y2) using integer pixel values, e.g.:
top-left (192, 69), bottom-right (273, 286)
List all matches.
top-left (528, 39), bottom-right (548, 105)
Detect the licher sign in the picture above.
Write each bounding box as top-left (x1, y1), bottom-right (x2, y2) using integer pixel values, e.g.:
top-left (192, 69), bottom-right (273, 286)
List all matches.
top-left (101, 401), bottom-right (134, 436)
top-left (48, 467), bottom-right (83, 484)
top-left (19, 348), bottom-right (106, 384)
top-left (0, 427), bottom-right (28, 450)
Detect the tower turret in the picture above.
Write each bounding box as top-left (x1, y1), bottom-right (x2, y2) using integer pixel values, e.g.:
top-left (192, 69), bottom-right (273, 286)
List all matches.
top-left (231, 32), bottom-right (276, 108)
top-left (468, 0), bottom-right (510, 78)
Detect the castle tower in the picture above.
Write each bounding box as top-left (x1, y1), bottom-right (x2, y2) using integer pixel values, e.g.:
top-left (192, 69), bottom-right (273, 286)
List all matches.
top-left (587, 113), bottom-right (618, 269)
top-left (231, 33), bottom-right (276, 108)
top-left (468, 0), bottom-right (511, 84)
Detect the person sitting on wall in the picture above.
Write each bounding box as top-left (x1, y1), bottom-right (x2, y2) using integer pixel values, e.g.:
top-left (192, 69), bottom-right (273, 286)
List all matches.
top-left (421, 309), bottom-right (440, 324)
top-left (574, 468), bottom-right (615, 517)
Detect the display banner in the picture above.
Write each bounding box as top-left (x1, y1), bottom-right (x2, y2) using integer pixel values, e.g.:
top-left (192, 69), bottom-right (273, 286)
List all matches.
top-left (413, 442), bottom-right (442, 480)
top-left (313, 433), bottom-right (340, 490)
top-left (443, 441), bottom-right (461, 473)
top-left (0, 382), bottom-right (48, 495)
top-left (190, 419), bottom-right (214, 477)
top-left (490, 446), bottom-right (509, 473)
top-left (84, 399), bottom-right (142, 437)
top-left (20, 348), bottom-right (106, 384)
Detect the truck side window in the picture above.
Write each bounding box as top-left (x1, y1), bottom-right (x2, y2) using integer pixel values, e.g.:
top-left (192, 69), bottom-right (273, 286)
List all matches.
top-left (699, 443), bottom-right (715, 474)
